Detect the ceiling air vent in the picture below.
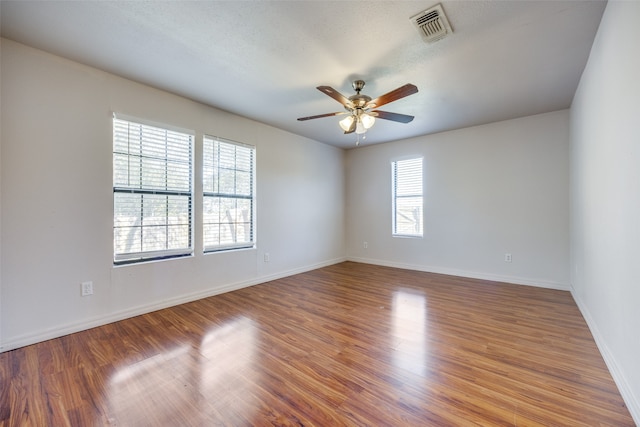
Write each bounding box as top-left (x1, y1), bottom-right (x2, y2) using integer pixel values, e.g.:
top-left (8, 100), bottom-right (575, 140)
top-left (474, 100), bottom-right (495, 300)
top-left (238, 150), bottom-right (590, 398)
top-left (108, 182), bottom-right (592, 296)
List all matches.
top-left (410, 4), bottom-right (453, 44)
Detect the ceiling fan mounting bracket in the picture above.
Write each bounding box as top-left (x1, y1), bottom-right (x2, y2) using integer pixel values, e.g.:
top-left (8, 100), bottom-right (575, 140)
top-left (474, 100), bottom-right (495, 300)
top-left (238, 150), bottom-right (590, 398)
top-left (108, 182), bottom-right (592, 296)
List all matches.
top-left (352, 80), bottom-right (366, 93)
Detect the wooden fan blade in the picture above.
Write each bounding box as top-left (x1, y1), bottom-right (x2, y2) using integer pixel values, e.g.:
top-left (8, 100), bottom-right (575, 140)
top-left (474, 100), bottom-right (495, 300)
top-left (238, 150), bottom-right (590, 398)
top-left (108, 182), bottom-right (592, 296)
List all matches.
top-left (297, 111), bottom-right (345, 121)
top-left (317, 86), bottom-right (353, 108)
top-left (367, 84), bottom-right (418, 109)
top-left (371, 110), bottom-right (415, 123)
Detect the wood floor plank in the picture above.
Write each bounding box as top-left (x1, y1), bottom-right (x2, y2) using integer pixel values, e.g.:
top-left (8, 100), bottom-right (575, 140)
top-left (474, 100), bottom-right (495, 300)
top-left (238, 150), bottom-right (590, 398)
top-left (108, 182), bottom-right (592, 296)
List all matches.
top-left (0, 262), bottom-right (635, 426)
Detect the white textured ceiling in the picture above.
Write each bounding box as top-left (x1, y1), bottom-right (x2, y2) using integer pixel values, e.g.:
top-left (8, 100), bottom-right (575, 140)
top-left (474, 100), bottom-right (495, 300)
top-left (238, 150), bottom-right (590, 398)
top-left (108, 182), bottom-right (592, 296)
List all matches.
top-left (0, 1), bottom-right (606, 148)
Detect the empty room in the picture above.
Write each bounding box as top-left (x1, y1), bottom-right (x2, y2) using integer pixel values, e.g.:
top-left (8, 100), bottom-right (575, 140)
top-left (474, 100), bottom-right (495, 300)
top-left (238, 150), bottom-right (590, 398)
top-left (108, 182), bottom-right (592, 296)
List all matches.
top-left (1, 1), bottom-right (638, 425)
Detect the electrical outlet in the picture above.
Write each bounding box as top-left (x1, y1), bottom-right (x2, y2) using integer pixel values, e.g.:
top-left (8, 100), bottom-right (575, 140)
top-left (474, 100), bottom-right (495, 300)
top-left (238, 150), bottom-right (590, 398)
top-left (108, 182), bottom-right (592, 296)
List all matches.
top-left (363, 241), bottom-right (368, 249)
top-left (504, 253), bottom-right (512, 263)
top-left (81, 281), bottom-right (93, 296)
top-left (264, 253), bottom-right (270, 263)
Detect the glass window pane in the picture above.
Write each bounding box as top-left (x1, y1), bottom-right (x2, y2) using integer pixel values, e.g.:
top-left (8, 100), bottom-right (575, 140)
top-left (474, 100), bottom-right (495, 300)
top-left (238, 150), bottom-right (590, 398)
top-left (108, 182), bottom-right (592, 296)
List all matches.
top-left (114, 226), bottom-right (141, 255)
top-left (168, 224), bottom-right (190, 249)
top-left (218, 168), bottom-right (236, 194)
top-left (142, 225), bottom-right (167, 252)
top-left (393, 158), bottom-right (423, 237)
top-left (203, 137), bottom-right (255, 251)
top-left (113, 117), bottom-right (193, 263)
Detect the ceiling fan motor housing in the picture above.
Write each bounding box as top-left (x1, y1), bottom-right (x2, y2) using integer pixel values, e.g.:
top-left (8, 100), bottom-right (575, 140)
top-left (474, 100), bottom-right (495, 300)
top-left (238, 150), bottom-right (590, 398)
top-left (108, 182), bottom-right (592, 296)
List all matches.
top-left (347, 95), bottom-right (371, 110)
top-left (347, 80), bottom-right (371, 109)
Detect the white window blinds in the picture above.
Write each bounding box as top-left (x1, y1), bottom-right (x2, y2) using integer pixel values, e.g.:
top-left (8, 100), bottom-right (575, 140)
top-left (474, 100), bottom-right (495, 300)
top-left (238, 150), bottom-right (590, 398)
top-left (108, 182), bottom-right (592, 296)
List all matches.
top-left (113, 117), bottom-right (193, 263)
top-left (392, 157), bottom-right (423, 237)
top-left (203, 136), bottom-right (255, 252)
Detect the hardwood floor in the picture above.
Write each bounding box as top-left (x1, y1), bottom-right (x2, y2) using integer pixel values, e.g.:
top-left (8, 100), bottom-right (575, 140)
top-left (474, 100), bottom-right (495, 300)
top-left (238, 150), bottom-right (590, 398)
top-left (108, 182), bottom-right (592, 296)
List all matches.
top-left (0, 262), bottom-right (634, 426)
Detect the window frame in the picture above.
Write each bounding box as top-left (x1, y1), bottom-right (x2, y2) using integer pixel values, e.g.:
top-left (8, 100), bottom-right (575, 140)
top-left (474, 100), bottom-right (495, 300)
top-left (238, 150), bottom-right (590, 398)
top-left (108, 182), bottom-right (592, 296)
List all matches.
top-left (392, 157), bottom-right (424, 238)
top-left (202, 135), bottom-right (256, 253)
top-left (112, 115), bottom-right (194, 265)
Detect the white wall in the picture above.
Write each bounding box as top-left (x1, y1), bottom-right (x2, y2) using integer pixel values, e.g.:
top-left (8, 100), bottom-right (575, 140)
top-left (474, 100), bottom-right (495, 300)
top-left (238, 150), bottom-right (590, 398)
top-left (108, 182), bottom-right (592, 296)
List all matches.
top-left (0, 40), bottom-right (3, 347)
top-left (0, 39), bottom-right (346, 351)
top-left (346, 110), bottom-right (570, 289)
top-left (570, 1), bottom-right (640, 423)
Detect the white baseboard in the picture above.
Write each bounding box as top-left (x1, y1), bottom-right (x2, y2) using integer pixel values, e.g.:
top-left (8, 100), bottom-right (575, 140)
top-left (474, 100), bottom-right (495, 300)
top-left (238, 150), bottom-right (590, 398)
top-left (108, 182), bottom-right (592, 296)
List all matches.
top-left (571, 289), bottom-right (640, 426)
top-left (347, 256), bottom-right (570, 291)
top-left (0, 256), bottom-right (347, 353)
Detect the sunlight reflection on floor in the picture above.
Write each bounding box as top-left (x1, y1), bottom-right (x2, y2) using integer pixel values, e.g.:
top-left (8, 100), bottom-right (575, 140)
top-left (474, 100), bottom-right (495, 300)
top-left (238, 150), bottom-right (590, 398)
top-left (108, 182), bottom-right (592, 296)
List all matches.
top-left (392, 290), bottom-right (428, 377)
top-left (108, 316), bottom-right (258, 424)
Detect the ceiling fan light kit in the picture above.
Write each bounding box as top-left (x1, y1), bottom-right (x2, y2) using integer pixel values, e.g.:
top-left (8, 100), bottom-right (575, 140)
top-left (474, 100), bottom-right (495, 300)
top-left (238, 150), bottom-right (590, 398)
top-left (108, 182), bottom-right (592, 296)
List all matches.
top-left (297, 79), bottom-right (418, 145)
top-left (339, 111), bottom-right (375, 134)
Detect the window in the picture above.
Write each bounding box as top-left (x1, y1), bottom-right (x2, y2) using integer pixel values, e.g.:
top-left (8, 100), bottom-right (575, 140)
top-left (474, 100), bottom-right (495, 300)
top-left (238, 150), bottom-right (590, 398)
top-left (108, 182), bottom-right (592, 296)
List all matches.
top-left (203, 136), bottom-right (255, 252)
top-left (392, 157), bottom-right (423, 237)
top-left (113, 117), bottom-right (193, 264)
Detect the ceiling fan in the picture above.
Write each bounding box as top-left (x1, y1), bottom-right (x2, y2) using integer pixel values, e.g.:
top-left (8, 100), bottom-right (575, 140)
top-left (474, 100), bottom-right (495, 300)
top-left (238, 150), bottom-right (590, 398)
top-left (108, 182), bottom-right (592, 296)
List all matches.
top-left (297, 80), bottom-right (418, 138)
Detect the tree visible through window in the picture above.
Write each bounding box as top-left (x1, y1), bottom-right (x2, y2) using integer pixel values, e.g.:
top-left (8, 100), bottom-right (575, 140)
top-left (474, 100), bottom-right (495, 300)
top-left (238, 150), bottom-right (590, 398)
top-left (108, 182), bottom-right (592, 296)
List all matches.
top-left (113, 117), bottom-right (193, 264)
top-left (203, 136), bottom-right (255, 252)
top-left (392, 157), bottom-right (423, 237)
